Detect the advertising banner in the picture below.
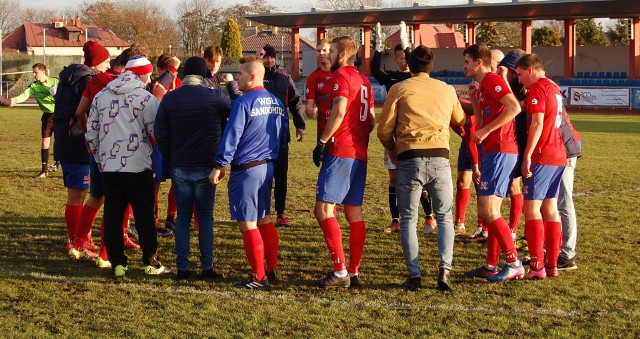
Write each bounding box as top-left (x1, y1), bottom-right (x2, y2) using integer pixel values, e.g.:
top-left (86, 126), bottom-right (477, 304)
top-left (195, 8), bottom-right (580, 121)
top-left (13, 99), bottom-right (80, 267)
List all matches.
top-left (568, 87), bottom-right (630, 107)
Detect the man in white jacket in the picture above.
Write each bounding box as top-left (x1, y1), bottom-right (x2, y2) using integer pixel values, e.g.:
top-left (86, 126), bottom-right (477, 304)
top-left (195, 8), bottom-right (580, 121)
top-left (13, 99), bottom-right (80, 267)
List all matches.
top-left (86, 56), bottom-right (170, 277)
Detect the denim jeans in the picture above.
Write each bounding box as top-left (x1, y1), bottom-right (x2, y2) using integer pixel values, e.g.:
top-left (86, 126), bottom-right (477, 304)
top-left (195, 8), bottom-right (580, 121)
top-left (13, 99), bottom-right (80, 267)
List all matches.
top-left (558, 157), bottom-right (577, 259)
top-left (172, 167), bottom-right (216, 271)
top-left (396, 157), bottom-right (455, 277)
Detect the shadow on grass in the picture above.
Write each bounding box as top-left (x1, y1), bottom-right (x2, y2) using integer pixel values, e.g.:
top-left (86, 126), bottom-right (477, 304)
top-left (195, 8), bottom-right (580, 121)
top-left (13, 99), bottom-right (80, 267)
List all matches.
top-left (573, 120), bottom-right (640, 134)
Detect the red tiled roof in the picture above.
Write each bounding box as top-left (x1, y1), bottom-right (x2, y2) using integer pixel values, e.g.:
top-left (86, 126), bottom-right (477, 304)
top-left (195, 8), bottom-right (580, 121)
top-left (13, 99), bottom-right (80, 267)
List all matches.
top-left (241, 31), bottom-right (315, 54)
top-left (386, 24), bottom-right (465, 49)
top-left (2, 22), bottom-right (130, 51)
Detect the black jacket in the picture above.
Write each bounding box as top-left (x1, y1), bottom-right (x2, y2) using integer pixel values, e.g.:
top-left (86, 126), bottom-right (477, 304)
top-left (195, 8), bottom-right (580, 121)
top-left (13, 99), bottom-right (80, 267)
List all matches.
top-left (263, 65), bottom-right (305, 143)
top-left (53, 64), bottom-right (98, 163)
top-left (371, 50), bottom-right (411, 92)
top-left (154, 82), bottom-right (232, 168)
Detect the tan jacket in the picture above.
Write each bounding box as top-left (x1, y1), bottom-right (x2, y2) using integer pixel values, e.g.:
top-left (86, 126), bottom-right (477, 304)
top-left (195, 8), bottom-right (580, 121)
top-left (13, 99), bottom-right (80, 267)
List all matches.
top-left (377, 73), bottom-right (465, 155)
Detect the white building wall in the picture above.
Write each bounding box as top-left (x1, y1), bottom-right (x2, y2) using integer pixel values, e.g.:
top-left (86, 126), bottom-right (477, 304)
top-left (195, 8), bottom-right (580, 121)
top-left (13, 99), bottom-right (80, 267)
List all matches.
top-left (26, 46), bottom-right (124, 57)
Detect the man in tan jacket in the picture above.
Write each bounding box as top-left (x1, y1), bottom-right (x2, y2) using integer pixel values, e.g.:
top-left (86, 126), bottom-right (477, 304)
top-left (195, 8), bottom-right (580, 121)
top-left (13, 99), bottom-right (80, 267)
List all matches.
top-left (377, 45), bottom-right (465, 291)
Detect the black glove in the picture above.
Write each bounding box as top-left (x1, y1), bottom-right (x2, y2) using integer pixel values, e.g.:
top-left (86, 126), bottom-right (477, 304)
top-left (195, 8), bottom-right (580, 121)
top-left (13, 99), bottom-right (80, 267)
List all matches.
top-left (313, 140), bottom-right (326, 167)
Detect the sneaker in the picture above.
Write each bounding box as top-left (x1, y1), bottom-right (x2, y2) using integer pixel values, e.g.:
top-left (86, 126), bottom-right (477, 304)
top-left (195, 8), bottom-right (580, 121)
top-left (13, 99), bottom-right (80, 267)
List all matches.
top-left (422, 218), bottom-right (436, 234)
top-left (384, 220), bottom-right (400, 233)
top-left (48, 161), bottom-right (60, 172)
top-left (349, 274), bottom-right (362, 288)
top-left (144, 264), bottom-right (174, 275)
top-left (114, 265), bottom-right (128, 277)
top-left (520, 255), bottom-right (531, 266)
top-left (465, 228), bottom-right (487, 243)
top-left (437, 268), bottom-right (452, 291)
top-left (464, 264), bottom-right (499, 278)
top-left (176, 270), bottom-right (191, 280)
top-left (96, 257), bottom-right (112, 269)
top-left (266, 270), bottom-right (280, 283)
top-left (68, 247), bottom-right (97, 261)
top-left (487, 264), bottom-right (525, 283)
top-left (236, 275), bottom-right (270, 290)
top-left (545, 266), bottom-right (559, 277)
top-left (557, 256), bottom-right (577, 271)
top-left (156, 225), bottom-right (174, 237)
top-left (123, 236), bottom-right (141, 250)
top-left (314, 272), bottom-right (350, 288)
top-left (127, 228), bottom-right (139, 242)
top-left (402, 276), bottom-right (422, 291)
top-left (454, 223), bottom-right (466, 235)
top-left (164, 218), bottom-right (176, 232)
top-left (35, 171), bottom-right (47, 178)
top-left (275, 215), bottom-right (291, 227)
top-left (200, 269), bottom-right (224, 281)
top-left (84, 236), bottom-right (98, 251)
top-left (525, 268), bottom-right (546, 280)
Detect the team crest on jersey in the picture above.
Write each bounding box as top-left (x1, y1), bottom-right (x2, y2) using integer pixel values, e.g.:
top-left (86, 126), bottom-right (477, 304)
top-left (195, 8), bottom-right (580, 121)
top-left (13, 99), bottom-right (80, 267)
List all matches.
top-left (495, 85), bottom-right (502, 93)
top-left (333, 84), bottom-right (339, 91)
top-left (532, 98), bottom-right (538, 105)
top-left (318, 82), bottom-right (324, 89)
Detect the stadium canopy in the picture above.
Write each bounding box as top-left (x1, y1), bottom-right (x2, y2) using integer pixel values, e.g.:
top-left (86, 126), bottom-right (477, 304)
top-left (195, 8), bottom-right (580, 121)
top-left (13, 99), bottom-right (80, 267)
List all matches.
top-left (244, 0), bottom-right (640, 80)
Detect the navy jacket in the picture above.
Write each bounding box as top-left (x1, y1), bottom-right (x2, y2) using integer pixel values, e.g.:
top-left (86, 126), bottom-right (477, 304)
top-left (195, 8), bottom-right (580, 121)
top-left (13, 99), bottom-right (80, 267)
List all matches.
top-left (263, 66), bottom-right (305, 143)
top-left (154, 80), bottom-right (232, 168)
top-left (53, 64), bottom-right (98, 163)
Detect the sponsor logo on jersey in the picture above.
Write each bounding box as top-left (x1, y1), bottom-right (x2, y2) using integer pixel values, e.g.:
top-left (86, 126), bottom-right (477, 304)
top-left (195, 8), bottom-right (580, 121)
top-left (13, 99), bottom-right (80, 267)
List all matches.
top-left (532, 98), bottom-right (538, 105)
top-left (495, 85), bottom-right (502, 93)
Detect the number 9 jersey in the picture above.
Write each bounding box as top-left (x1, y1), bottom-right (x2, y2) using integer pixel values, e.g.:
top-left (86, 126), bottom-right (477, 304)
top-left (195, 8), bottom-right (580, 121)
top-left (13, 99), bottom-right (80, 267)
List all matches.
top-left (327, 65), bottom-right (375, 162)
top-left (524, 77), bottom-right (567, 166)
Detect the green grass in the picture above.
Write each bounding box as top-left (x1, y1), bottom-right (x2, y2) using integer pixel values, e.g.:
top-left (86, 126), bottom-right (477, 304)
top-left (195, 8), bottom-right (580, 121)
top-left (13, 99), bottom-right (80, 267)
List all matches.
top-left (0, 107), bottom-right (639, 337)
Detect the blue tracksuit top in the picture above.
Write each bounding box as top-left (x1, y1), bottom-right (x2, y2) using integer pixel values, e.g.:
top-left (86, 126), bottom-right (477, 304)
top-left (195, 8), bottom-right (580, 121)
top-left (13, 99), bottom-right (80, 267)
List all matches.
top-left (215, 87), bottom-right (285, 167)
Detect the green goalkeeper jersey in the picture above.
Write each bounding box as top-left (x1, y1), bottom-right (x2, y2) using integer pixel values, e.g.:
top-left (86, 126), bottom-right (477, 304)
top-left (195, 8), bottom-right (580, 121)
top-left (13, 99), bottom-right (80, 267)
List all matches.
top-left (13, 76), bottom-right (59, 113)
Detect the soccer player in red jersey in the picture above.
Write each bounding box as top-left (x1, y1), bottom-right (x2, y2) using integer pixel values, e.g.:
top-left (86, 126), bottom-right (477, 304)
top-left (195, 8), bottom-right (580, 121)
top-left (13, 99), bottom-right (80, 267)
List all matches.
top-left (312, 36), bottom-right (375, 288)
top-left (462, 44), bottom-right (525, 282)
top-left (515, 54), bottom-right (567, 279)
top-left (305, 39), bottom-right (333, 138)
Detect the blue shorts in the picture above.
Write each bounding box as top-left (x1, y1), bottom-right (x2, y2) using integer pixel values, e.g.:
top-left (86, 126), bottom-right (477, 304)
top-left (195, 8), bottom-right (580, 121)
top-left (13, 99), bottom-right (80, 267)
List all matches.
top-left (478, 152), bottom-right (517, 197)
top-left (61, 162), bottom-right (90, 189)
top-left (457, 142), bottom-right (482, 172)
top-left (89, 157), bottom-right (104, 197)
top-left (316, 156), bottom-right (367, 206)
top-left (151, 144), bottom-right (170, 184)
top-left (228, 163), bottom-right (274, 221)
top-left (523, 164), bottom-right (565, 200)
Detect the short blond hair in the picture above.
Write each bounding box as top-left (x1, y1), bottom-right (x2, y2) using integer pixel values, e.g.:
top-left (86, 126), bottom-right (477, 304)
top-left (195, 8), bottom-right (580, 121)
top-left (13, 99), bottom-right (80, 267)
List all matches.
top-left (332, 36), bottom-right (358, 64)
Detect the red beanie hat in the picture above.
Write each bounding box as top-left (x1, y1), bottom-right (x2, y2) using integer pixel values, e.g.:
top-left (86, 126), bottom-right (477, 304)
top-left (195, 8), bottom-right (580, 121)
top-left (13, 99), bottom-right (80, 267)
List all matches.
top-left (125, 56), bottom-right (153, 76)
top-left (83, 41), bottom-right (110, 67)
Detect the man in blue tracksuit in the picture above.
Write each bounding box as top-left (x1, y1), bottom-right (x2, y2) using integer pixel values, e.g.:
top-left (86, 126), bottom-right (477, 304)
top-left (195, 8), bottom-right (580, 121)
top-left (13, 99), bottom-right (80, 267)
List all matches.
top-left (209, 56), bottom-right (285, 290)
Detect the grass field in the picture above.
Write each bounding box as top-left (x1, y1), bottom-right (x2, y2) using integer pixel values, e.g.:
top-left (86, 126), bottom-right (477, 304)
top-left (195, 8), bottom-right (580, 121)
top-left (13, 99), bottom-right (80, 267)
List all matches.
top-left (0, 107), bottom-right (639, 337)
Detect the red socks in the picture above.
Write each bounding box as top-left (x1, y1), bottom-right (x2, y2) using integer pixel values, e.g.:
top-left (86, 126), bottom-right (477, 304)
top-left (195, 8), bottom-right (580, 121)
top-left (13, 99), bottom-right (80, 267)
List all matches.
top-left (485, 230), bottom-right (500, 267)
top-left (99, 218), bottom-right (108, 261)
top-left (525, 219), bottom-right (545, 271)
top-left (64, 204), bottom-right (83, 245)
top-left (122, 205), bottom-right (132, 237)
top-left (258, 222), bottom-right (279, 271)
top-left (348, 220), bottom-right (366, 275)
top-left (509, 193), bottom-right (523, 233)
top-left (167, 185), bottom-right (176, 218)
top-left (320, 217), bottom-right (346, 272)
top-left (545, 221), bottom-right (562, 269)
top-left (242, 229), bottom-right (265, 280)
top-left (74, 204), bottom-right (99, 250)
top-left (455, 188), bottom-right (470, 224)
top-left (488, 218), bottom-right (518, 263)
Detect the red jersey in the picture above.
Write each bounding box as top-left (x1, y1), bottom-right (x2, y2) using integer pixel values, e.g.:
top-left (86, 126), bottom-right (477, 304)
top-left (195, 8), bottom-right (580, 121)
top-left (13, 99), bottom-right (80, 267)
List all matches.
top-left (83, 70), bottom-right (120, 101)
top-left (305, 68), bottom-right (333, 134)
top-left (478, 72), bottom-right (518, 154)
top-left (524, 78), bottom-right (567, 166)
top-left (327, 66), bottom-right (374, 162)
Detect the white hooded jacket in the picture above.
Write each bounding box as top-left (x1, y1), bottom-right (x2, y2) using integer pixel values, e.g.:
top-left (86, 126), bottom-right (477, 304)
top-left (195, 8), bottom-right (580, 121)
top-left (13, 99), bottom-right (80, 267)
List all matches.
top-left (86, 71), bottom-right (159, 173)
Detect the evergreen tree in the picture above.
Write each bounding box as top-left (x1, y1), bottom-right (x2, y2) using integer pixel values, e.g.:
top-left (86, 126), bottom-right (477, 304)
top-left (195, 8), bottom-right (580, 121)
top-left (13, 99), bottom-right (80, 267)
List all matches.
top-left (576, 18), bottom-right (609, 46)
top-left (609, 18), bottom-right (629, 46)
top-left (533, 26), bottom-right (562, 46)
top-left (220, 18), bottom-right (242, 65)
top-left (475, 22), bottom-right (501, 47)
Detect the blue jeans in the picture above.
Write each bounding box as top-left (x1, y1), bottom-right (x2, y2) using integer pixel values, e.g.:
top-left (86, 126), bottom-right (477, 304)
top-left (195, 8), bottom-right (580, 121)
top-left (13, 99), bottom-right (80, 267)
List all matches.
top-left (396, 157), bottom-right (455, 277)
top-left (172, 167), bottom-right (216, 271)
top-left (558, 157), bottom-right (577, 259)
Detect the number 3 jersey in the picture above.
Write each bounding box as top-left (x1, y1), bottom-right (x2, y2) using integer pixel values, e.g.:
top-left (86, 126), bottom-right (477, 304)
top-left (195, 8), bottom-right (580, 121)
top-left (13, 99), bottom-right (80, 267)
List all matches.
top-left (327, 65), bottom-right (374, 162)
top-left (524, 77), bottom-right (567, 166)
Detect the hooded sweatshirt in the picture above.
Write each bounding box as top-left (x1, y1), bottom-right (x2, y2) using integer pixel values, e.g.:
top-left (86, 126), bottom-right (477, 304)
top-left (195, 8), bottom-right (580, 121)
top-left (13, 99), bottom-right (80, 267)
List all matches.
top-left (85, 71), bottom-right (159, 173)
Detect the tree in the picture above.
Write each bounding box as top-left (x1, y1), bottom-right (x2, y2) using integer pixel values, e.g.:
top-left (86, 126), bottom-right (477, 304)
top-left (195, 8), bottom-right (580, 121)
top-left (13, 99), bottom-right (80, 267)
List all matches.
top-left (220, 18), bottom-right (242, 65)
top-left (575, 18), bottom-right (609, 46)
top-left (176, 0), bottom-right (221, 56)
top-left (609, 18), bottom-right (629, 46)
top-left (475, 22), bottom-right (501, 47)
top-left (494, 22), bottom-right (521, 47)
top-left (532, 26), bottom-right (562, 46)
top-left (0, 0), bottom-right (23, 35)
top-left (319, 0), bottom-right (384, 42)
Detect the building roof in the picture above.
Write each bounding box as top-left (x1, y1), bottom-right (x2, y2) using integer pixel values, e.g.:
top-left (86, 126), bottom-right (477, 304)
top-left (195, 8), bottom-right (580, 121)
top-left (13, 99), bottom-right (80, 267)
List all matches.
top-left (244, 0), bottom-right (640, 28)
top-left (2, 20), bottom-right (130, 52)
top-left (385, 24), bottom-right (465, 49)
top-left (241, 30), bottom-right (316, 54)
